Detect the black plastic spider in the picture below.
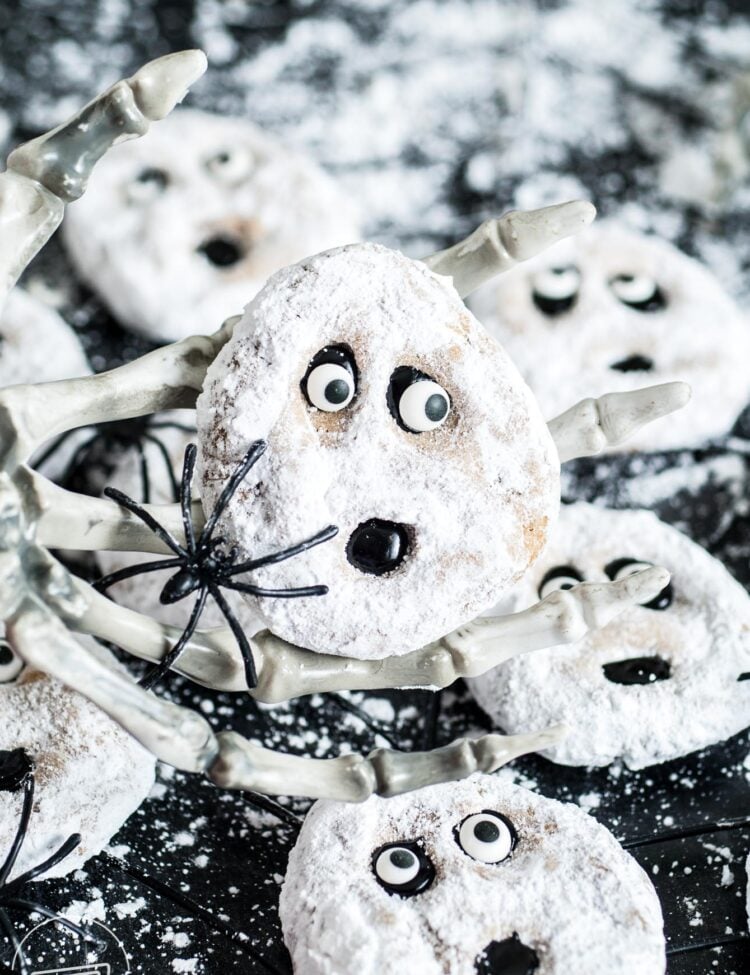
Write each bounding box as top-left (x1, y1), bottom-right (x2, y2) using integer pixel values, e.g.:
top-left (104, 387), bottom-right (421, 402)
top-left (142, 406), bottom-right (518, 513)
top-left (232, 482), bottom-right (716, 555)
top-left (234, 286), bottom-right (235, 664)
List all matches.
top-left (0, 748), bottom-right (95, 975)
top-left (34, 414), bottom-right (196, 502)
top-left (95, 440), bottom-right (337, 690)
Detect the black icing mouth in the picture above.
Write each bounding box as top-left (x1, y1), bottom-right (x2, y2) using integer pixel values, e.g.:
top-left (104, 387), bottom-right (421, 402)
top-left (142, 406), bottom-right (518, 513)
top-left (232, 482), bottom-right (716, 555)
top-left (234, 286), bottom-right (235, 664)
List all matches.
top-left (197, 234), bottom-right (245, 268)
top-left (346, 519), bottom-right (409, 576)
top-left (738, 672), bottom-right (750, 682)
top-left (475, 934), bottom-right (539, 974)
top-left (0, 747), bottom-right (33, 792)
top-left (609, 354), bottom-right (655, 373)
top-left (603, 655), bottom-right (671, 685)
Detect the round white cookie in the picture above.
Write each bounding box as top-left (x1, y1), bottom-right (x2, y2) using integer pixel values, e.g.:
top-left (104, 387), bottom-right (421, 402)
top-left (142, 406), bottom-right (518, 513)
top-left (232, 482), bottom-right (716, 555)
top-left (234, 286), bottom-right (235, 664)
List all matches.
top-left (197, 242), bottom-right (560, 659)
top-left (0, 650), bottom-right (155, 881)
top-left (469, 503), bottom-right (750, 769)
top-left (280, 775), bottom-right (665, 975)
top-left (97, 413), bottom-right (262, 632)
top-left (63, 108), bottom-right (361, 343)
top-left (470, 223), bottom-right (750, 451)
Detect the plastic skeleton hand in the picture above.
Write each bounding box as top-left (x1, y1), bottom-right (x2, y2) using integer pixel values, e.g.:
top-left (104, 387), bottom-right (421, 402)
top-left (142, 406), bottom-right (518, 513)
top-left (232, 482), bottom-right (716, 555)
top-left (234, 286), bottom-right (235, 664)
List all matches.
top-left (0, 52), bottom-right (686, 802)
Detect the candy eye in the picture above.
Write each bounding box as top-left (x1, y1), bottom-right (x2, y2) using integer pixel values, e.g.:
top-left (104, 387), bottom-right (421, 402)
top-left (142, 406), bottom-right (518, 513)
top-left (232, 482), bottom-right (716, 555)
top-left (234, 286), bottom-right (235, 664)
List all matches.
top-left (302, 345), bottom-right (357, 413)
top-left (609, 274), bottom-right (666, 312)
top-left (372, 841), bottom-right (435, 897)
top-left (0, 640), bottom-right (23, 684)
top-left (387, 366), bottom-right (451, 434)
top-left (206, 147), bottom-right (254, 184)
top-left (456, 810), bottom-right (516, 864)
top-left (531, 265), bottom-right (580, 316)
top-left (538, 565), bottom-right (584, 600)
top-left (127, 167), bottom-right (169, 203)
top-left (604, 558), bottom-right (673, 610)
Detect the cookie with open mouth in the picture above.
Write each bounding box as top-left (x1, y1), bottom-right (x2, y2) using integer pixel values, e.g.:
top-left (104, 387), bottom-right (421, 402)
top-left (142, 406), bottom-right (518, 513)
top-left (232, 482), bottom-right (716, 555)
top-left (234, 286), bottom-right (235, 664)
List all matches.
top-left (469, 502), bottom-right (750, 768)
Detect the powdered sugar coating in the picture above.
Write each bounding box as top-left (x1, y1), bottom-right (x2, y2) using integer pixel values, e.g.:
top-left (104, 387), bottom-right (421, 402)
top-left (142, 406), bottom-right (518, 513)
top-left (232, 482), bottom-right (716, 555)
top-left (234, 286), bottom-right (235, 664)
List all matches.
top-left (470, 223), bottom-right (750, 451)
top-left (280, 775), bottom-right (665, 974)
top-left (0, 658), bottom-right (155, 882)
top-left (63, 108), bottom-right (360, 342)
top-left (197, 243), bottom-right (560, 658)
top-left (469, 503), bottom-right (750, 769)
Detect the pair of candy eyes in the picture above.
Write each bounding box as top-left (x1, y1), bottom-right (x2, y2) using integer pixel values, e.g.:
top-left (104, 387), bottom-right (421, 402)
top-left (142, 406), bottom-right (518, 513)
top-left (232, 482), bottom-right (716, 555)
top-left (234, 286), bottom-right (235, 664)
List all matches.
top-left (302, 348), bottom-right (452, 435)
top-left (532, 266), bottom-right (666, 314)
top-left (128, 147), bottom-right (253, 201)
top-left (539, 559), bottom-right (674, 611)
top-left (373, 811), bottom-right (516, 898)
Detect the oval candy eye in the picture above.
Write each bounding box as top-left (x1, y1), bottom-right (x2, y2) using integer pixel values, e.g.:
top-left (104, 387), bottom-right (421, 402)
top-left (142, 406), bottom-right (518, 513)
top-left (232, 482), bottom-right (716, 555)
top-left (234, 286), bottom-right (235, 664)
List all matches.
top-left (206, 147), bottom-right (254, 183)
top-left (0, 641), bottom-right (23, 684)
top-left (531, 265), bottom-right (580, 316)
top-left (302, 346), bottom-right (357, 413)
top-left (372, 841), bottom-right (435, 897)
top-left (456, 810), bottom-right (516, 864)
top-left (127, 167), bottom-right (169, 203)
top-left (387, 366), bottom-right (451, 434)
top-left (609, 273), bottom-right (666, 312)
top-left (604, 558), bottom-right (673, 611)
top-left (538, 565), bottom-right (584, 600)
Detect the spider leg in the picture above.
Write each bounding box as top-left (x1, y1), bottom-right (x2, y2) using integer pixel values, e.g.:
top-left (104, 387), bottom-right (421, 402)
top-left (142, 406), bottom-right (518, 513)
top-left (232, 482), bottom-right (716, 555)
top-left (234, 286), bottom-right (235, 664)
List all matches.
top-left (103, 486), bottom-right (187, 557)
top-left (208, 584), bottom-right (258, 688)
top-left (94, 556), bottom-right (183, 593)
top-left (229, 524), bottom-right (338, 574)
top-left (133, 436), bottom-right (151, 505)
top-left (178, 444), bottom-right (198, 554)
top-left (30, 426), bottom-right (83, 472)
top-left (140, 586), bottom-right (209, 690)
top-left (4, 833), bottom-right (81, 892)
top-left (0, 907), bottom-right (25, 975)
top-left (3, 899), bottom-right (93, 944)
top-left (142, 431), bottom-right (181, 502)
top-left (327, 694), bottom-right (401, 749)
top-left (242, 793), bottom-right (302, 831)
top-left (0, 774), bottom-right (33, 886)
top-left (200, 440), bottom-right (267, 545)
top-left (224, 580), bottom-right (328, 599)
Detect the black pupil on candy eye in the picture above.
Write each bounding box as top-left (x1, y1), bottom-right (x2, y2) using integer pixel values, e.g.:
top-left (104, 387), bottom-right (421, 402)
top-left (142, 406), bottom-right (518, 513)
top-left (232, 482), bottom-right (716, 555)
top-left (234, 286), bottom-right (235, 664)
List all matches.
top-left (0, 643), bottom-right (13, 666)
top-left (391, 849), bottom-right (414, 869)
top-left (136, 167), bottom-right (168, 189)
top-left (475, 820), bottom-right (500, 843)
top-left (425, 393), bottom-right (448, 422)
top-left (325, 378), bottom-right (350, 404)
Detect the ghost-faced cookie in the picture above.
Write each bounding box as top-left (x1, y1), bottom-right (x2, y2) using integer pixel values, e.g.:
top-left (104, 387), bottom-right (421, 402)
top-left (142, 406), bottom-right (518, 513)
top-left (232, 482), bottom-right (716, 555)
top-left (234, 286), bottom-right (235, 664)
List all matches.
top-left (470, 223), bottom-right (750, 451)
top-left (469, 502), bottom-right (750, 768)
top-left (63, 109), bottom-right (360, 342)
top-left (279, 775), bottom-right (665, 974)
top-left (197, 242), bottom-right (560, 659)
top-left (0, 653), bottom-right (155, 881)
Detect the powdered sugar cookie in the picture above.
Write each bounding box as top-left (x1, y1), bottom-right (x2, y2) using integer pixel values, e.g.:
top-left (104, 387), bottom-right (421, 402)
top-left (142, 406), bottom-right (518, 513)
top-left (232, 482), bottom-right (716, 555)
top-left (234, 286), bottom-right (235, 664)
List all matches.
top-left (470, 223), bottom-right (750, 451)
top-left (469, 503), bottom-right (750, 769)
top-left (0, 652), bottom-right (155, 881)
top-left (63, 108), bottom-right (360, 342)
top-left (197, 242), bottom-right (560, 659)
top-left (279, 775), bottom-right (665, 974)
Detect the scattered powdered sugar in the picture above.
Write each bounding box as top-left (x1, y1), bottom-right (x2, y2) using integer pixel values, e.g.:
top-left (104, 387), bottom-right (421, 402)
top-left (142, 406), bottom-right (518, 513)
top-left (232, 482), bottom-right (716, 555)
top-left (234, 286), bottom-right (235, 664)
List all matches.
top-left (280, 775), bottom-right (665, 974)
top-left (198, 242), bottom-right (560, 658)
top-left (469, 503), bottom-right (750, 768)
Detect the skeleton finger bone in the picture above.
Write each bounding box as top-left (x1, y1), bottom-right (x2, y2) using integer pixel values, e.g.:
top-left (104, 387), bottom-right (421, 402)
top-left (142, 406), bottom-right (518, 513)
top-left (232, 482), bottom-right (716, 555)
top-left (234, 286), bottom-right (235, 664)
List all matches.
top-left (208, 724), bottom-right (566, 800)
top-left (548, 381), bottom-right (692, 463)
top-left (423, 200), bottom-right (596, 297)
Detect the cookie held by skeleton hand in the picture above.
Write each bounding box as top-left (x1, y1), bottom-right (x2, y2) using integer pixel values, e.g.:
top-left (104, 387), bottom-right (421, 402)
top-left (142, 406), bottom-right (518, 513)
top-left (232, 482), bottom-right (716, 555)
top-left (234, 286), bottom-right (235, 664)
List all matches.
top-left (279, 775), bottom-right (665, 974)
top-left (469, 503), bottom-right (750, 769)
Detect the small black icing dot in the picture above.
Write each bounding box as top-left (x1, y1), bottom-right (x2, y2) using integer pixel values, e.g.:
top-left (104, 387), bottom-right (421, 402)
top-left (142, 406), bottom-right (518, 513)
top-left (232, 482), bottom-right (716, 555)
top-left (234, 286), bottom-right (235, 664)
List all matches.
top-left (324, 378), bottom-right (350, 405)
top-left (0, 747), bottom-right (33, 792)
top-left (609, 354), bottom-right (655, 373)
top-left (475, 934), bottom-right (539, 974)
top-left (474, 820), bottom-right (500, 843)
top-left (197, 235), bottom-right (244, 268)
top-left (425, 392), bottom-right (449, 422)
top-left (603, 655), bottom-right (672, 686)
top-left (346, 519), bottom-right (409, 576)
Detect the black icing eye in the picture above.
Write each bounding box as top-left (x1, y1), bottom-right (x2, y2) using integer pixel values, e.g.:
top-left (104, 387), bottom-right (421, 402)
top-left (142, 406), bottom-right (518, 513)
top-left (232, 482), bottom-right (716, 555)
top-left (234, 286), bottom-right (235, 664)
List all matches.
top-left (455, 810), bottom-right (517, 864)
top-left (531, 265), bottom-right (580, 316)
top-left (609, 274), bottom-right (666, 312)
top-left (538, 565), bottom-right (584, 600)
top-left (372, 840), bottom-right (435, 897)
top-left (605, 558), bottom-right (673, 610)
top-left (302, 345), bottom-right (358, 413)
top-left (128, 166), bottom-right (169, 202)
top-left (206, 146), bottom-right (254, 183)
top-left (387, 366), bottom-right (451, 434)
top-left (0, 639), bottom-right (23, 684)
